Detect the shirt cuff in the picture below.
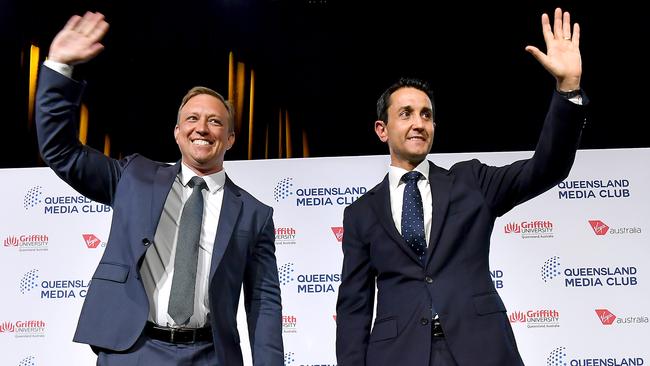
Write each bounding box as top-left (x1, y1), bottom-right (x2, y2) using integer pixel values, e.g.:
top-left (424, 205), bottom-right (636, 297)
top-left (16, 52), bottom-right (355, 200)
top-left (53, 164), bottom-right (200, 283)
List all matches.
top-left (43, 59), bottom-right (74, 78)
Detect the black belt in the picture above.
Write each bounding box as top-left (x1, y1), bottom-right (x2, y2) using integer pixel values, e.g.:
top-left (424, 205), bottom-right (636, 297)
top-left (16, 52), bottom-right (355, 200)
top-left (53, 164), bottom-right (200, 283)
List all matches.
top-left (144, 322), bottom-right (213, 344)
top-left (432, 318), bottom-right (444, 338)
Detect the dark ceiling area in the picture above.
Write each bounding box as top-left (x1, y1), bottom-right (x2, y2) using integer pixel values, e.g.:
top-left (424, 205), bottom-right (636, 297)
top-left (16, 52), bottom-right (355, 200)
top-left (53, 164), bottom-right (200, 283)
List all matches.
top-left (2, 0), bottom-right (648, 168)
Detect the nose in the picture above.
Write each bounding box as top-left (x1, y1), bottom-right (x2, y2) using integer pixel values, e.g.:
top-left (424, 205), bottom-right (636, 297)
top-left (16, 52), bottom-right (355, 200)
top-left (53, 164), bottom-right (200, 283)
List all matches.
top-left (195, 118), bottom-right (209, 134)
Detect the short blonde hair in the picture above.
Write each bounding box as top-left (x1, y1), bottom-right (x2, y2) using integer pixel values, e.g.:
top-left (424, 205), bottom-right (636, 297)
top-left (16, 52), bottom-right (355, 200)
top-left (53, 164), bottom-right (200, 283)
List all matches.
top-left (177, 86), bottom-right (235, 133)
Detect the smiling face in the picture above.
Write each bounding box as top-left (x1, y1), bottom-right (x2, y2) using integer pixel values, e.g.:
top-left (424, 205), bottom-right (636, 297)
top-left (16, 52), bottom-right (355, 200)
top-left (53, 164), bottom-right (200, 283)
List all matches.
top-left (174, 93), bottom-right (235, 175)
top-left (375, 87), bottom-right (435, 170)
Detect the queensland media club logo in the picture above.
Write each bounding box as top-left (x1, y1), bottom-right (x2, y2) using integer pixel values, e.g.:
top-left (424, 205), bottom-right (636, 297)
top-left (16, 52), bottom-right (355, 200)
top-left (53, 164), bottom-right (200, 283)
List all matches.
top-left (546, 346), bottom-right (644, 366)
top-left (273, 177), bottom-right (367, 207)
top-left (331, 227), bottom-right (344, 242)
top-left (18, 356), bottom-right (36, 366)
top-left (588, 220), bottom-right (642, 236)
top-left (82, 234), bottom-right (106, 248)
top-left (3, 234), bottom-right (49, 252)
top-left (275, 227), bottom-right (297, 246)
top-left (23, 185), bottom-right (112, 215)
top-left (595, 309), bottom-right (649, 326)
top-left (541, 256), bottom-right (638, 287)
top-left (283, 315), bottom-right (298, 334)
top-left (278, 262), bottom-right (340, 294)
top-left (557, 178), bottom-right (631, 200)
top-left (509, 309), bottom-right (560, 328)
top-left (0, 320), bottom-right (46, 338)
top-left (504, 220), bottom-right (554, 239)
top-left (20, 269), bottom-right (90, 300)
top-left (491, 269), bottom-right (505, 289)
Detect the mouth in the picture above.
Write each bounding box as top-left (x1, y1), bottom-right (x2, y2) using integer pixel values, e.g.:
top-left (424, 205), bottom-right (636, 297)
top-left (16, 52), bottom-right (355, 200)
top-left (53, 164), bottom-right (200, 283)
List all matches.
top-left (407, 136), bottom-right (427, 141)
top-left (191, 139), bottom-right (212, 146)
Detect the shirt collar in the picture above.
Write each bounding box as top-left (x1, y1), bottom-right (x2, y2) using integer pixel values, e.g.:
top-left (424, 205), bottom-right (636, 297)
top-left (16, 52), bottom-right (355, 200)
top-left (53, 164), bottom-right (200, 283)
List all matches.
top-left (179, 163), bottom-right (226, 195)
top-left (388, 159), bottom-right (430, 192)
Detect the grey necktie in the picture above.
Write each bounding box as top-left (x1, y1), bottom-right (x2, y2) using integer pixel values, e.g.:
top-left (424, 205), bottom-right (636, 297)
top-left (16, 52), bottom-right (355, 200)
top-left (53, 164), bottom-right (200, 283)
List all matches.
top-left (168, 176), bottom-right (207, 325)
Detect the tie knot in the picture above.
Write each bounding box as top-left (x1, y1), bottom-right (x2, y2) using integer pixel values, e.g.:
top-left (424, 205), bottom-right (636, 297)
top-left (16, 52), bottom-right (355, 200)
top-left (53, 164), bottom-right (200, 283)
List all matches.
top-left (189, 176), bottom-right (207, 191)
top-left (402, 171), bottom-right (423, 183)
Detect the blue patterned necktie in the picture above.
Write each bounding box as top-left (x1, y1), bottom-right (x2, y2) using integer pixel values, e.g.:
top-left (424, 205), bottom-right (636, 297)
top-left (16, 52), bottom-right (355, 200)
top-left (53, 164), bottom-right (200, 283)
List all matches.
top-left (168, 176), bottom-right (207, 325)
top-left (401, 171), bottom-right (427, 263)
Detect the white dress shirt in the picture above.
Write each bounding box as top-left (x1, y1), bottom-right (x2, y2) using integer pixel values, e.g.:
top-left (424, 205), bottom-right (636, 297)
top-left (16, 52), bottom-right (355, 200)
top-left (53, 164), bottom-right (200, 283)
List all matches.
top-left (388, 160), bottom-right (433, 246)
top-left (141, 163), bottom-right (226, 328)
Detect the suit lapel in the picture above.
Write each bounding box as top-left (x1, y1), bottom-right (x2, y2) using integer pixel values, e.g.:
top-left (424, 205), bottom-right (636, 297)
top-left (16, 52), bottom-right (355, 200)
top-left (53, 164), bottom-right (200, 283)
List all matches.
top-left (424, 161), bottom-right (453, 269)
top-left (369, 174), bottom-right (423, 266)
top-left (150, 161), bottom-right (181, 238)
top-left (209, 175), bottom-right (242, 280)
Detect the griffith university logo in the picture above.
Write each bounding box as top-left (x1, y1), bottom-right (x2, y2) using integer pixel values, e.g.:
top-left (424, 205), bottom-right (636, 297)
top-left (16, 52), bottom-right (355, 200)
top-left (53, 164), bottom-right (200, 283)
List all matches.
top-left (509, 309), bottom-right (560, 328)
top-left (23, 185), bottom-right (112, 215)
top-left (546, 346), bottom-right (644, 366)
top-left (20, 269), bottom-right (90, 300)
top-left (331, 227), bottom-right (344, 242)
top-left (273, 176), bottom-right (366, 207)
top-left (282, 315), bottom-right (298, 334)
top-left (82, 234), bottom-right (106, 248)
top-left (0, 320), bottom-right (46, 338)
top-left (588, 220), bottom-right (642, 236)
top-left (541, 256), bottom-right (639, 287)
top-left (275, 227), bottom-right (297, 245)
top-left (278, 263), bottom-right (340, 294)
top-left (3, 234), bottom-right (49, 252)
top-left (504, 220), bottom-right (554, 239)
top-left (595, 308), bottom-right (649, 326)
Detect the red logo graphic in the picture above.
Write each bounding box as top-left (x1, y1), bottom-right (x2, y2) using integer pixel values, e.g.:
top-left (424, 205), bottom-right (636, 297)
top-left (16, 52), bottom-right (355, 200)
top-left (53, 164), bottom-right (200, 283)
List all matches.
top-left (332, 315), bottom-right (337, 322)
top-left (589, 220), bottom-right (609, 236)
top-left (504, 223), bottom-right (521, 234)
top-left (0, 322), bottom-right (15, 332)
top-left (3, 236), bottom-right (19, 247)
top-left (508, 311), bottom-right (526, 323)
top-left (82, 234), bottom-right (102, 248)
top-left (595, 309), bottom-right (616, 325)
top-left (331, 227), bottom-right (344, 242)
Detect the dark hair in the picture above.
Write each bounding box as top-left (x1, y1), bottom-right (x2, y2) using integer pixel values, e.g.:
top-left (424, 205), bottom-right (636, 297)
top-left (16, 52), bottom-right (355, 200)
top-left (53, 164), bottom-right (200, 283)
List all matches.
top-left (376, 77), bottom-right (435, 123)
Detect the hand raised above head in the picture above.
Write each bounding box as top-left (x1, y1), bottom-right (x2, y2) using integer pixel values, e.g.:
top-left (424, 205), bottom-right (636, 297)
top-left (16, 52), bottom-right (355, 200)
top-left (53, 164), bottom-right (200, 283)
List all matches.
top-left (48, 11), bottom-right (110, 65)
top-left (525, 8), bottom-right (582, 92)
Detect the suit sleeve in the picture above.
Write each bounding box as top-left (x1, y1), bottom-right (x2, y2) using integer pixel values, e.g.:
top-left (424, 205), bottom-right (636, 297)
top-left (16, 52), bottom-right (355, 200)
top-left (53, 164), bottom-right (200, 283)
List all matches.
top-left (336, 205), bottom-right (376, 365)
top-left (36, 66), bottom-right (128, 205)
top-left (244, 206), bottom-right (284, 366)
top-left (471, 91), bottom-right (587, 216)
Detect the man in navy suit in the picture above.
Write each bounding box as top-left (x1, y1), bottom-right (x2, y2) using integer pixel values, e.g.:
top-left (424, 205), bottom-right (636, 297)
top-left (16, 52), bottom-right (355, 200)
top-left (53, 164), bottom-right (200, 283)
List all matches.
top-left (36, 12), bottom-right (283, 365)
top-left (336, 8), bottom-right (586, 366)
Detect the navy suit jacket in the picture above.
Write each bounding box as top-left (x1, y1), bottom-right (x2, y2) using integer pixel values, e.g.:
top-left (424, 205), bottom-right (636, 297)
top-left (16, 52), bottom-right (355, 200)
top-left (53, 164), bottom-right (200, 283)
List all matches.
top-left (336, 92), bottom-right (587, 365)
top-left (36, 66), bottom-right (283, 366)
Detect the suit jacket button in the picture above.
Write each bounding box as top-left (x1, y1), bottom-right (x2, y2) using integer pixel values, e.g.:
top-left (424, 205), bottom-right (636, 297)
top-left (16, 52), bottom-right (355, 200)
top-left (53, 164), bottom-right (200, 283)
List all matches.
top-left (420, 318), bottom-right (429, 326)
top-left (142, 238), bottom-right (152, 246)
top-left (425, 276), bottom-right (433, 284)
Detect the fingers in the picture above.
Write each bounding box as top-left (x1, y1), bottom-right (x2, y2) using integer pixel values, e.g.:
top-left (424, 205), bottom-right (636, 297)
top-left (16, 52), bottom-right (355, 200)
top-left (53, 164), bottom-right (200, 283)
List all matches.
top-left (63, 15), bottom-right (82, 31)
top-left (562, 11), bottom-right (572, 40)
top-left (541, 13), bottom-right (554, 45)
top-left (572, 23), bottom-right (581, 48)
top-left (73, 11), bottom-right (106, 37)
top-left (553, 8), bottom-right (563, 39)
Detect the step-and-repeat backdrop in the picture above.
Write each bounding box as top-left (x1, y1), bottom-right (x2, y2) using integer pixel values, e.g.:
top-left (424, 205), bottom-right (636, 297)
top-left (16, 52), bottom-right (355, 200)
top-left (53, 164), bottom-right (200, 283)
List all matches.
top-left (1, 148), bottom-right (648, 365)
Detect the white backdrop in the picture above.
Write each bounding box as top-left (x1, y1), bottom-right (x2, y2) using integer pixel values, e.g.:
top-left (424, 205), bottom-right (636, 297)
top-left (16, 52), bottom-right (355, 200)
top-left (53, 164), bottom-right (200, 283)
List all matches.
top-left (1, 148), bottom-right (648, 365)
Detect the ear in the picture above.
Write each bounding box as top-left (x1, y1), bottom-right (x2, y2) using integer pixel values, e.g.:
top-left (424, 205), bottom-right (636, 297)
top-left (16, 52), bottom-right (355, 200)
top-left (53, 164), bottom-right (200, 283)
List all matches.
top-left (374, 120), bottom-right (388, 143)
top-left (173, 124), bottom-right (180, 143)
top-left (226, 132), bottom-right (235, 150)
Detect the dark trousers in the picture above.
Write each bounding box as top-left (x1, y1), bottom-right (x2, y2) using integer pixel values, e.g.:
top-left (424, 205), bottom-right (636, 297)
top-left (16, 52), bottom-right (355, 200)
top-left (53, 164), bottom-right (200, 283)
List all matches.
top-left (96, 335), bottom-right (217, 366)
top-left (429, 337), bottom-right (458, 366)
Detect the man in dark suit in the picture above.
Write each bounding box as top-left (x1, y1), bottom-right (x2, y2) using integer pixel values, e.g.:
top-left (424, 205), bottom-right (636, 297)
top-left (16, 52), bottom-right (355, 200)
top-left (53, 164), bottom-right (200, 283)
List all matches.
top-left (36, 12), bottom-right (283, 366)
top-left (336, 8), bottom-right (586, 366)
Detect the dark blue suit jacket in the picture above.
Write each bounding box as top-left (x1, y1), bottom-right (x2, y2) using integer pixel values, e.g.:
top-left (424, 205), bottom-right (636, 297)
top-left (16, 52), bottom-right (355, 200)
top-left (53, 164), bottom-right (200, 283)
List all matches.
top-left (36, 66), bottom-right (283, 366)
top-left (336, 92), bottom-right (587, 365)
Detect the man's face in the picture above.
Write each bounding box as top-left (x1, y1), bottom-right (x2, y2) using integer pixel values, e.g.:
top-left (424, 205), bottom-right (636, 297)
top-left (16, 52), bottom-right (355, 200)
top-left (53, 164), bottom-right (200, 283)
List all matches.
top-left (375, 87), bottom-right (435, 170)
top-left (174, 94), bottom-right (235, 175)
